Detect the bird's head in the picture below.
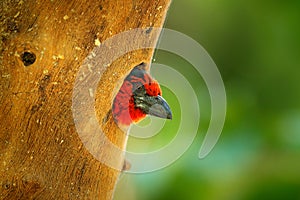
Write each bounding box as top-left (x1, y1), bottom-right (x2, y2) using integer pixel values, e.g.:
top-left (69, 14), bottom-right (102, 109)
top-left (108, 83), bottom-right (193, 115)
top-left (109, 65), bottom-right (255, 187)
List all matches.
top-left (112, 63), bottom-right (172, 127)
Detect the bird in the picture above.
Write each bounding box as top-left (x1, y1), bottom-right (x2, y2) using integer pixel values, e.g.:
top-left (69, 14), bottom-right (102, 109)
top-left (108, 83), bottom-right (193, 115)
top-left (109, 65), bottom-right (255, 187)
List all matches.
top-left (112, 62), bottom-right (172, 128)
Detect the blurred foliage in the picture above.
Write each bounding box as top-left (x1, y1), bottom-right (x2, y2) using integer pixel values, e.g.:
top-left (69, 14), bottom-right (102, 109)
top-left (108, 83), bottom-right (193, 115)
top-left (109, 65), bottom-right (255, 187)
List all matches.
top-left (115, 0), bottom-right (300, 199)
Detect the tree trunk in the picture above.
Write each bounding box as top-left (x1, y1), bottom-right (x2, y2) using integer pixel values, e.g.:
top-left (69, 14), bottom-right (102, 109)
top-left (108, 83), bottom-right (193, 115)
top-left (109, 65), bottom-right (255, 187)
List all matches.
top-left (0, 0), bottom-right (171, 199)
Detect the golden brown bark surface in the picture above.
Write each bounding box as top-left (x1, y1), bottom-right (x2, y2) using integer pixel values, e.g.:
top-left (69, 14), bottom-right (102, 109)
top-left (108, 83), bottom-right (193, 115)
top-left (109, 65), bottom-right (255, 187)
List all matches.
top-left (0, 0), bottom-right (171, 199)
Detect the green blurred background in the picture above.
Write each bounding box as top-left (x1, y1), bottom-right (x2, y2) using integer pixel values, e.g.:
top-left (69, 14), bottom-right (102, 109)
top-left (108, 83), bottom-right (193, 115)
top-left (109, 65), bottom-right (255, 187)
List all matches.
top-left (115, 0), bottom-right (300, 199)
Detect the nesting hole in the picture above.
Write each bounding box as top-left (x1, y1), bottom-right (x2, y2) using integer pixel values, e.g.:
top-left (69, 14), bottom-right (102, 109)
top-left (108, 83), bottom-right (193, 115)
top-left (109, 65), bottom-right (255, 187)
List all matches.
top-left (21, 51), bottom-right (36, 66)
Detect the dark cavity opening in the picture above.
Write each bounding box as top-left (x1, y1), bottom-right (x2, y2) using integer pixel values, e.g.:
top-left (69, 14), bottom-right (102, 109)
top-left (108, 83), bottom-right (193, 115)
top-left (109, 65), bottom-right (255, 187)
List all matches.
top-left (21, 51), bottom-right (36, 66)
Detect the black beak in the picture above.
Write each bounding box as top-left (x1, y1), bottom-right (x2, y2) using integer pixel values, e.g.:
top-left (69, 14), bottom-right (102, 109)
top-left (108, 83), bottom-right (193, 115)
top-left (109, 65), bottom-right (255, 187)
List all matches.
top-left (135, 95), bottom-right (172, 120)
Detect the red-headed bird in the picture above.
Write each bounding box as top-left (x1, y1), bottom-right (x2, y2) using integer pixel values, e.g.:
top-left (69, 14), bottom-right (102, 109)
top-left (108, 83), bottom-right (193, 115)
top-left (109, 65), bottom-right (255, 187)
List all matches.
top-left (112, 62), bottom-right (172, 127)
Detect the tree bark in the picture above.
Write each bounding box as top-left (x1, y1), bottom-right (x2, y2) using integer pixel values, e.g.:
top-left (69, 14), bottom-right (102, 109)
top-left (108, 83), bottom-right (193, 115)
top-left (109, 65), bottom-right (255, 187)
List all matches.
top-left (0, 0), bottom-right (171, 199)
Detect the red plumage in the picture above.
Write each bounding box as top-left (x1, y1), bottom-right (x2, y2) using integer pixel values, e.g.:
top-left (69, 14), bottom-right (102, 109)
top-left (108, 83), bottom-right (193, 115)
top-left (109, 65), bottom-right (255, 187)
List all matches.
top-left (113, 63), bottom-right (172, 127)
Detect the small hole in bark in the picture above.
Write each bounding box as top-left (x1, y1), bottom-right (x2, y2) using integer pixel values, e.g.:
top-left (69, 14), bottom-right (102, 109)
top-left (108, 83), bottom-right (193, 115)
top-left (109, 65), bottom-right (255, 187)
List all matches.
top-left (3, 183), bottom-right (10, 189)
top-left (21, 51), bottom-right (36, 66)
top-left (145, 27), bottom-right (153, 34)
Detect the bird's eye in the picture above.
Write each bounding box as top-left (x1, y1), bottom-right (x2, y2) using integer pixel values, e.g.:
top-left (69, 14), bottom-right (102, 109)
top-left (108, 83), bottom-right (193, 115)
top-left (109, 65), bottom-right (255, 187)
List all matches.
top-left (134, 85), bottom-right (145, 94)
